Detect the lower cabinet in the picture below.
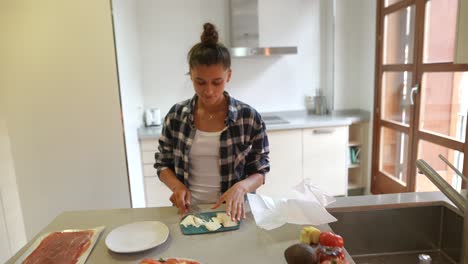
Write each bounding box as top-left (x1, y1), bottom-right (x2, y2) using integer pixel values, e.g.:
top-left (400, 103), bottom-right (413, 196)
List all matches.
top-left (258, 126), bottom-right (348, 198)
top-left (144, 177), bottom-right (172, 207)
top-left (140, 125), bottom-right (348, 207)
top-left (256, 129), bottom-right (303, 199)
top-left (140, 138), bottom-right (171, 207)
top-left (302, 127), bottom-right (348, 196)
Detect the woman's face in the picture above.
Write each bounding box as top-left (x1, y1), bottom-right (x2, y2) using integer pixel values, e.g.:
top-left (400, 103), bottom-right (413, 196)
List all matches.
top-left (190, 64), bottom-right (232, 107)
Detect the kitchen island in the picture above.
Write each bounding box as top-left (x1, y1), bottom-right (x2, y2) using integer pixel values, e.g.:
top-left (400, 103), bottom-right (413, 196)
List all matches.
top-left (5, 203), bottom-right (353, 264)
top-left (7, 191), bottom-right (463, 264)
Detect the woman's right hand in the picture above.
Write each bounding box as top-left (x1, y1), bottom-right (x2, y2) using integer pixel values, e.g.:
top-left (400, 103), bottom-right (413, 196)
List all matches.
top-left (169, 185), bottom-right (191, 215)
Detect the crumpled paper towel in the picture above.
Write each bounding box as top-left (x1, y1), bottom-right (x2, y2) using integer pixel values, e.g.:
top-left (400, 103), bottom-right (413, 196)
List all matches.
top-left (247, 179), bottom-right (337, 230)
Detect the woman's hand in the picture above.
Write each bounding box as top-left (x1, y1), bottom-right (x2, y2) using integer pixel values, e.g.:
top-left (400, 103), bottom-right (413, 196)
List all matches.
top-left (212, 182), bottom-right (248, 221)
top-left (169, 185), bottom-right (191, 216)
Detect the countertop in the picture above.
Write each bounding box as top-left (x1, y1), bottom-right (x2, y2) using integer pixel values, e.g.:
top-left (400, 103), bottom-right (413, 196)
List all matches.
top-left (7, 191), bottom-right (462, 264)
top-left (6, 204), bottom-right (353, 264)
top-left (138, 109), bottom-right (371, 140)
top-left (329, 190), bottom-right (463, 216)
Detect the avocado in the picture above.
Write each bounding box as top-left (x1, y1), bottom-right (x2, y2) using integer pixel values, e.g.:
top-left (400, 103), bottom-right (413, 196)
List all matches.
top-left (284, 243), bottom-right (317, 264)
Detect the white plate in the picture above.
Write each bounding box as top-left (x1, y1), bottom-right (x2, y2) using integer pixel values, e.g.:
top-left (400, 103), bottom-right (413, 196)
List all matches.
top-left (105, 221), bottom-right (169, 253)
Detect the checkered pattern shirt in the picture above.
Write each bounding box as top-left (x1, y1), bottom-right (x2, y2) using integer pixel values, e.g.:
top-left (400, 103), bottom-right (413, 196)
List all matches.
top-left (154, 92), bottom-right (270, 193)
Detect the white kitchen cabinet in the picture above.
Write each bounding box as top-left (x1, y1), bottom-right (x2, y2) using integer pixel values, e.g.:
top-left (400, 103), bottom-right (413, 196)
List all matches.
top-left (302, 126), bottom-right (348, 196)
top-left (144, 177), bottom-right (172, 207)
top-left (139, 138), bottom-right (172, 207)
top-left (257, 129), bottom-right (303, 199)
top-left (141, 125), bottom-right (349, 206)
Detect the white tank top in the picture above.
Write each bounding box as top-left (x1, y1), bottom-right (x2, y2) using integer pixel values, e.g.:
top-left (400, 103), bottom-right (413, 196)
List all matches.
top-left (188, 129), bottom-right (224, 204)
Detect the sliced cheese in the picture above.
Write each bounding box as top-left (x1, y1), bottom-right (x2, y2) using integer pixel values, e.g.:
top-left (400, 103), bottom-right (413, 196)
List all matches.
top-left (216, 213), bottom-right (238, 227)
top-left (192, 216), bottom-right (205, 227)
top-left (180, 215), bottom-right (195, 228)
top-left (211, 217), bottom-right (222, 225)
top-left (180, 213), bottom-right (238, 230)
top-left (204, 220), bottom-right (222, 231)
top-left (180, 215), bottom-right (205, 228)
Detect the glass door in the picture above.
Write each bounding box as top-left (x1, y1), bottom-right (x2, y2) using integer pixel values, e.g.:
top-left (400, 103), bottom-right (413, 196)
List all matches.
top-left (373, 1), bottom-right (417, 193)
top-left (414, 0), bottom-right (467, 191)
top-left (372, 0), bottom-right (468, 194)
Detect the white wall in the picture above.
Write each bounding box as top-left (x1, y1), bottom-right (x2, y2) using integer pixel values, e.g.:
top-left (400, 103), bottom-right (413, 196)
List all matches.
top-left (320, 0), bottom-right (335, 111)
top-left (0, 0), bottom-right (131, 240)
top-left (0, 195), bottom-right (9, 262)
top-left (334, 0), bottom-right (376, 112)
top-left (0, 98), bottom-right (26, 264)
top-left (137, 0), bottom-right (321, 116)
top-left (112, 0), bottom-right (146, 208)
top-left (334, 0), bottom-right (376, 192)
top-left (231, 0), bottom-right (320, 112)
top-left (137, 0), bottom-right (228, 116)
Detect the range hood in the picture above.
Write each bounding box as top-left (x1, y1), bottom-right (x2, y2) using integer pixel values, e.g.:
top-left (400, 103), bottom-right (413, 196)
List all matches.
top-left (229, 0), bottom-right (298, 57)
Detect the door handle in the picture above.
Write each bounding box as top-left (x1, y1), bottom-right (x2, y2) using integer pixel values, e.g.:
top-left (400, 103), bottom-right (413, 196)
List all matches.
top-left (313, 128), bottom-right (335, 134)
top-left (410, 84), bottom-right (419, 105)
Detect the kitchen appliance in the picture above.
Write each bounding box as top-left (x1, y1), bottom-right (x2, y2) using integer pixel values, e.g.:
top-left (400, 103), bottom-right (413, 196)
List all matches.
top-left (313, 89), bottom-right (328, 115)
top-left (305, 90), bottom-right (328, 115)
top-left (144, 108), bottom-right (162, 127)
top-left (305, 96), bottom-right (315, 115)
top-left (228, 0), bottom-right (297, 57)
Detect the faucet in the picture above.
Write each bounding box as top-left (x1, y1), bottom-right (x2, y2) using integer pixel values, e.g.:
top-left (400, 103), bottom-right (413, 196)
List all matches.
top-left (416, 159), bottom-right (466, 213)
top-left (415, 158), bottom-right (468, 263)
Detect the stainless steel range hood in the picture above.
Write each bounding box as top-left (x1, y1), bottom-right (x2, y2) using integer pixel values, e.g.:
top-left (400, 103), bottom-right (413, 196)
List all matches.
top-left (229, 0), bottom-right (298, 57)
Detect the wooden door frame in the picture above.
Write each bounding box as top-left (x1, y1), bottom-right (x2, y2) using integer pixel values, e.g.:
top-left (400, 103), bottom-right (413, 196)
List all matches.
top-left (371, 0), bottom-right (383, 194)
top-left (372, 0), bottom-right (417, 193)
top-left (411, 0), bottom-right (468, 191)
top-left (407, 0), bottom-right (426, 191)
top-left (372, 0), bottom-right (468, 194)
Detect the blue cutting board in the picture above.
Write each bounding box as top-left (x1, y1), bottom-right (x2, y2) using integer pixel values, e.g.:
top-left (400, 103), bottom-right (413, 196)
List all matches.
top-left (179, 211), bottom-right (241, 235)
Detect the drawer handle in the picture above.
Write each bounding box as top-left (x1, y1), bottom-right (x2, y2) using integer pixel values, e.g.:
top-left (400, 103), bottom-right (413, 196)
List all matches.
top-left (313, 129), bottom-right (335, 134)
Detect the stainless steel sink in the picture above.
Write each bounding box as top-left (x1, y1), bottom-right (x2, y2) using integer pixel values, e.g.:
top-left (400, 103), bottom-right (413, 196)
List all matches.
top-left (263, 115), bottom-right (289, 125)
top-left (329, 205), bottom-right (463, 264)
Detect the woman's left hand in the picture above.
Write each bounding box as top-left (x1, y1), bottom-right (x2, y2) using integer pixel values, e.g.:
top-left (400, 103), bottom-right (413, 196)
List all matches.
top-left (212, 182), bottom-right (248, 221)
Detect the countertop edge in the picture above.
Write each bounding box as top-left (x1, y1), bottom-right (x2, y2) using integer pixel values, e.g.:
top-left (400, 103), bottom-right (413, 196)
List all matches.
top-left (138, 109), bottom-right (371, 140)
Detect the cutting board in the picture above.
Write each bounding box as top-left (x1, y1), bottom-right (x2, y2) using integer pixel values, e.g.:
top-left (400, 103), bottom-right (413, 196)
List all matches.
top-left (179, 211), bottom-right (241, 235)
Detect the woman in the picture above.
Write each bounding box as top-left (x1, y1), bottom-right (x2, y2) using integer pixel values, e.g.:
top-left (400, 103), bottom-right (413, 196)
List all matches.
top-left (154, 23), bottom-right (270, 222)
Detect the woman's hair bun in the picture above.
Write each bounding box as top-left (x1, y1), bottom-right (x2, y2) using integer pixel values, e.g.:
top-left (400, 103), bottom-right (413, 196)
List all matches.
top-left (188, 22), bottom-right (230, 69)
top-left (200, 23), bottom-right (218, 45)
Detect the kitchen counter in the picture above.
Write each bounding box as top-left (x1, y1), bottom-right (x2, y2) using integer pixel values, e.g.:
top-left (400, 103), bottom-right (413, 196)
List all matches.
top-left (138, 109), bottom-right (370, 139)
top-left (262, 109), bottom-right (370, 131)
top-left (6, 204), bottom-right (353, 264)
top-left (6, 191), bottom-right (461, 264)
top-left (329, 190), bottom-right (463, 216)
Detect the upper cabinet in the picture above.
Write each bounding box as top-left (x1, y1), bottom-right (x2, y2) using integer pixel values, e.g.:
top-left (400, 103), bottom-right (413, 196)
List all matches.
top-left (455, 0), bottom-right (468, 63)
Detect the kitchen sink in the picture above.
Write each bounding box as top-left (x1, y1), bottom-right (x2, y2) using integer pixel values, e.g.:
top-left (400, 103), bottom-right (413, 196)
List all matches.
top-left (262, 115), bottom-right (289, 125)
top-left (329, 205), bottom-right (463, 264)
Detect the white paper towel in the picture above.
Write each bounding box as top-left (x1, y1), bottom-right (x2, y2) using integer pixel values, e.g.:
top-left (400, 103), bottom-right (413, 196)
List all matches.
top-left (247, 179), bottom-right (337, 230)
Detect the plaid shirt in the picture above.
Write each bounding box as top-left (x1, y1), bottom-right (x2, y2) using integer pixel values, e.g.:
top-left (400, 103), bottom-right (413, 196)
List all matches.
top-left (154, 92), bottom-right (270, 193)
